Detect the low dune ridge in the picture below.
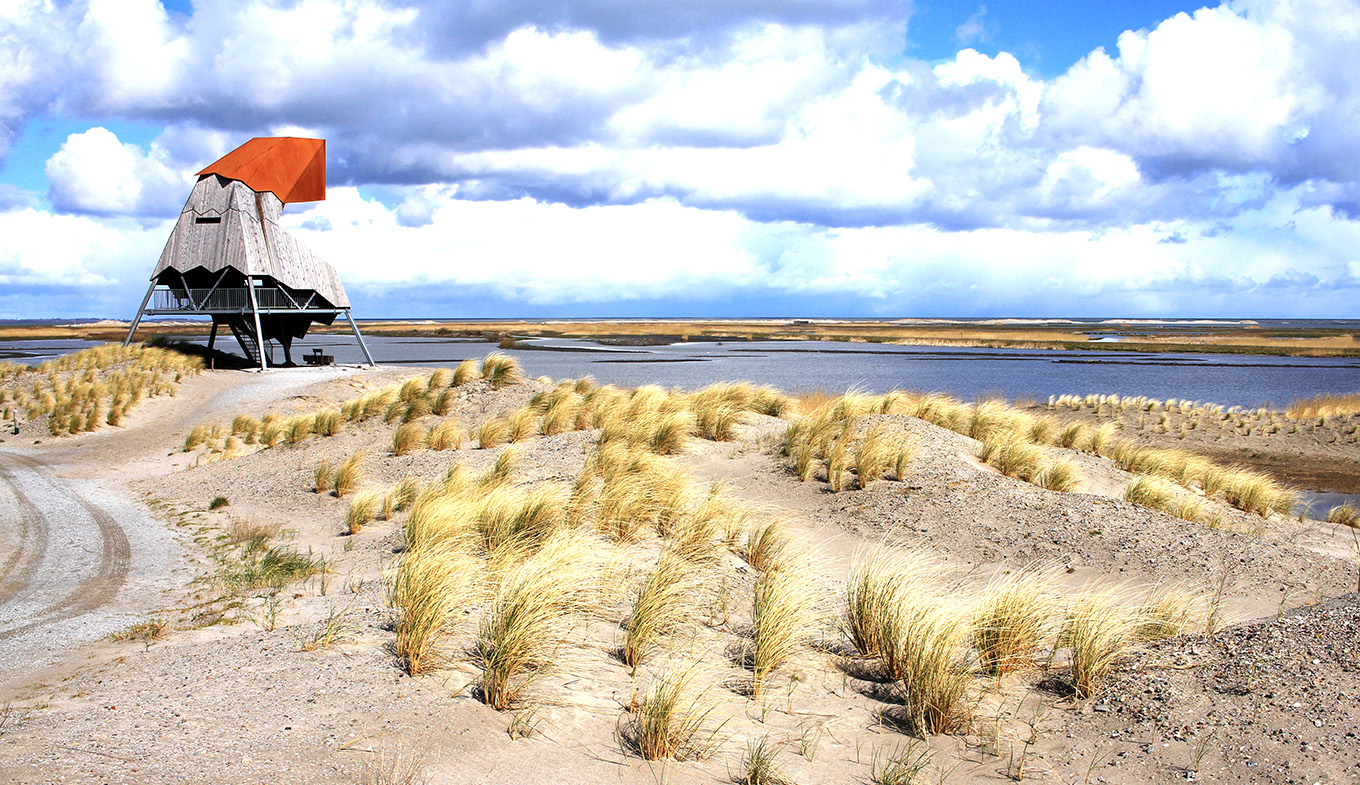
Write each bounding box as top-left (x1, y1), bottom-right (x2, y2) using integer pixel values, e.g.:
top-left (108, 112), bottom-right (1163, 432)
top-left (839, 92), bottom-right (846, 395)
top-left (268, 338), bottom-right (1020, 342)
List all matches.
top-left (0, 355), bottom-right (1356, 784)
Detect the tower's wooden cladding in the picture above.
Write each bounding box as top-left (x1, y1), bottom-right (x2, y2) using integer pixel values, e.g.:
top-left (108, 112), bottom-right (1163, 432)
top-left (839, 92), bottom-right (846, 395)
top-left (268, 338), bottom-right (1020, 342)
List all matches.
top-left (153, 176), bottom-right (349, 309)
top-left (125, 137), bottom-right (374, 369)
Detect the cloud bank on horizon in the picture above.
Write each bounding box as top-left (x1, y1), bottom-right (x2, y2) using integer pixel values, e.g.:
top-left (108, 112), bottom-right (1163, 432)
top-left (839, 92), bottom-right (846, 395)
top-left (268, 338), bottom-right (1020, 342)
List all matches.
top-left (1, 0), bottom-right (1358, 319)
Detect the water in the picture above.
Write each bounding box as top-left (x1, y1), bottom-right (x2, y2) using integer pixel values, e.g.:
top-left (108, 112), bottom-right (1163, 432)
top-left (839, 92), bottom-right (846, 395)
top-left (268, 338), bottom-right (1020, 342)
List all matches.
top-left (194, 333), bottom-right (1360, 408)
top-left (1297, 491), bottom-right (1360, 518)
top-left (5, 333), bottom-right (1356, 408)
top-left (0, 340), bottom-right (120, 364)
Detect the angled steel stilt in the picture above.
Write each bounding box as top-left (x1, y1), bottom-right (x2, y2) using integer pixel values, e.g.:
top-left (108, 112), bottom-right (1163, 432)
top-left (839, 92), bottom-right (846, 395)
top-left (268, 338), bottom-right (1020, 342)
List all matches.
top-left (345, 310), bottom-right (376, 367)
top-left (124, 281), bottom-right (156, 347)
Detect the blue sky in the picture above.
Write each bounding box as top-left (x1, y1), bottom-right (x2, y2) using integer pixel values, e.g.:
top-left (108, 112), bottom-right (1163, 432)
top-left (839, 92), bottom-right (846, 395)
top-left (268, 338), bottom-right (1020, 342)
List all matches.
top-left (1, 0), bottom-right (1358, 319)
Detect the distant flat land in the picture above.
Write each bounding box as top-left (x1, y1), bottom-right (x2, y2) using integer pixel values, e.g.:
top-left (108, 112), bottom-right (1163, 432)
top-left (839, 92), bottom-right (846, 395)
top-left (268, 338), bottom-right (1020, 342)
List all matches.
top-left (38, 318), bottom-right (1358, 357)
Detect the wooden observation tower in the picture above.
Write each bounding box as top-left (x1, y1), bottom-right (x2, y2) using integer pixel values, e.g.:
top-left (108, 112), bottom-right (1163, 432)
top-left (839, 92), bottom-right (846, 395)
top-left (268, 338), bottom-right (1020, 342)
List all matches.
top-left (124, 137), bottom-right (375, 369)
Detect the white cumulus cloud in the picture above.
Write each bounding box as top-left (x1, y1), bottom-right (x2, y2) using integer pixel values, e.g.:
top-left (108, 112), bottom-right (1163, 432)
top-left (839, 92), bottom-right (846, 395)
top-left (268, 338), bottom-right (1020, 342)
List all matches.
top-left (45, 127), bottom-right (190, 216)
top-left (0, 0), bottom-right (1357, 316)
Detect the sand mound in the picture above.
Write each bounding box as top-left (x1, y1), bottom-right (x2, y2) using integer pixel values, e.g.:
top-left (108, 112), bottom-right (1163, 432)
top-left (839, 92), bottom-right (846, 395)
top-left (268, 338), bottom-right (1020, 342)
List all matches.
top-left (1, 369), bottom-right (1355, 785)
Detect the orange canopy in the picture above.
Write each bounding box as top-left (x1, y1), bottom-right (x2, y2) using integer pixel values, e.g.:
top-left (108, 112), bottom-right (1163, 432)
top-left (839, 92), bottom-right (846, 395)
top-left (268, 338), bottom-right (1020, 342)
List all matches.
top-left (197, 137), bottom-right (326, 204)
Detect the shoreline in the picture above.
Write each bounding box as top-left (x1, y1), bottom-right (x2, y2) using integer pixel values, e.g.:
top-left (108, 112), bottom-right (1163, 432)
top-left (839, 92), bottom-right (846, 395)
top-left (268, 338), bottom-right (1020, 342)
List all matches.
top-left (2, 318), bottom-right (1357, 358)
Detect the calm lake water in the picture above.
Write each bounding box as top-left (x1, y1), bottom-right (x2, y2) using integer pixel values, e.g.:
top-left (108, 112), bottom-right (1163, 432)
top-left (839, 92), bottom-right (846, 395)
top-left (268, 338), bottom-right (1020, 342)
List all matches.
top-left (5, 333), bottom-right (1356, 409)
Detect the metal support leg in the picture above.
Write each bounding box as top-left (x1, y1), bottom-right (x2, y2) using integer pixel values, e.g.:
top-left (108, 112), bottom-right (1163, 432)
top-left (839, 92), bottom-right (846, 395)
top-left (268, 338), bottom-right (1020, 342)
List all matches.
top-left (345, 311), bottom-right (376, 367)
top-left (207, 321), bottom-right (219, 353)
top-left (123, 282), bottom-right (156, 347)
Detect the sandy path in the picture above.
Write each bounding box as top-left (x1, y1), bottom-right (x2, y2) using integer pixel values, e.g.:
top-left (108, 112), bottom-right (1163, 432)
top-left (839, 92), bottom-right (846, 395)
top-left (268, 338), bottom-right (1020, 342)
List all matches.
top-left (0, 367), bottom-right (365, 684)
top-left (20, 366), bottom-right (366, 481)
top-left (0, 452), bottom-right (177, 678)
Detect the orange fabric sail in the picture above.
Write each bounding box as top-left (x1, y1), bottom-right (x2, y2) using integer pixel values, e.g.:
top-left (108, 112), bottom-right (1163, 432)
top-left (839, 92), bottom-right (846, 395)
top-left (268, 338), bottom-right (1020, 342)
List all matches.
top-left (196, 137), bottom-right (326, 204)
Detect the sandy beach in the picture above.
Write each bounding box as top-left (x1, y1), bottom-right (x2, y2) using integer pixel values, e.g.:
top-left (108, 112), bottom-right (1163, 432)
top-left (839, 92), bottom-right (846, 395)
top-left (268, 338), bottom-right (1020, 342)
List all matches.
top-left (0, 355), bottom-right (1356, 785)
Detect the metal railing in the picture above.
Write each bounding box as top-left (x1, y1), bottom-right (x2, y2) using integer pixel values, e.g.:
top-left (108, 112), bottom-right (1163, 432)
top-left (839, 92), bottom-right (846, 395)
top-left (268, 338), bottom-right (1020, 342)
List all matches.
top-left (150, 287), bottom-right (326, 312)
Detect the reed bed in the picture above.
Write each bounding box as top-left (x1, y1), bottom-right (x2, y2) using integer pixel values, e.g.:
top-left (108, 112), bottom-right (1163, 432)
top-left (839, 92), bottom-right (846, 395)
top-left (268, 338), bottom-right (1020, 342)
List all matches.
top-left (782, 389), bottom-right (1085, 493)
top-left (750, 552), bottom-right (818, 697)
top-left (1286, 392), bottom-right (1360, 419)
top-left (1326, 504), bottom-right (1359, 528)
top-left (622, 549), bottom-right (705, 675)
top-left (475, 533), bottom-right (602, 709)
top-left (1112, 443), bottom-right (1294, 517)
top-left (971, 566), bottom-right (1057, 676)
top-left (391, 544), bottom-right (483, 675)
top-left (333, 450), bottom-right (367, 497)
top-left (1060, 587), bottom-right (1140, 698)
top-left (345, 489), bottom-right (383, 534)
top-left (0, 344), bottom-right (203, 437)
top-left (624, 661), bottom-right (720, 761)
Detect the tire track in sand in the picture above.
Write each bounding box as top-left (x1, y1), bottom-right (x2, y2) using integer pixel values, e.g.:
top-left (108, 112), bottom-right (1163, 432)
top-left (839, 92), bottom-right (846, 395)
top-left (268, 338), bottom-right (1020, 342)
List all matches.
top-left (0, 452), bottom-right (132, 643)
top-left (0, 458), bottom-right (46, 602)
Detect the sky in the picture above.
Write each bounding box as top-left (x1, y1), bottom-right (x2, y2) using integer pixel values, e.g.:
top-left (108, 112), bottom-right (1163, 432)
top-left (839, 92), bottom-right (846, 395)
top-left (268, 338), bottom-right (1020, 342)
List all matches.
top-left (1, 0), bottom-right (1359, 319)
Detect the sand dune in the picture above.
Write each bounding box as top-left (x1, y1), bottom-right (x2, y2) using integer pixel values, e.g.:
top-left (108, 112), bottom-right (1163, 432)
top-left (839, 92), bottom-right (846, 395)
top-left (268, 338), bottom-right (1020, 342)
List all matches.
top-left (0, 362), bottom-right (1355, 784)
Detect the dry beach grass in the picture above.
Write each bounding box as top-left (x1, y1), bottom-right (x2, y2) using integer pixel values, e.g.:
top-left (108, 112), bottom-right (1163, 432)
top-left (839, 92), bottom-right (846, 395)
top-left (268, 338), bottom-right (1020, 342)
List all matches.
top-left (0, 348), bottom-right (1355, 785)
